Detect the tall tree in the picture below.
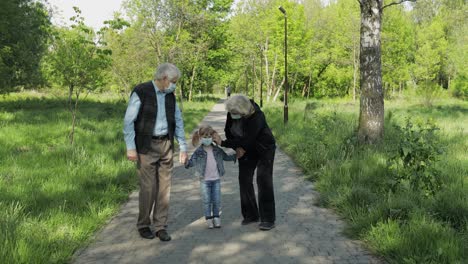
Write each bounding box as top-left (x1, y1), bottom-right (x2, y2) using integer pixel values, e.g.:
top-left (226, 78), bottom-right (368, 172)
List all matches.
top-left (122, 0), bottom-right (233, 100)
top-left (357, 0), bottom-right (414, 143)
top-left (44, 7), bottom-right (111, 144)
top-left (0, 0), bottom-right (51, 92)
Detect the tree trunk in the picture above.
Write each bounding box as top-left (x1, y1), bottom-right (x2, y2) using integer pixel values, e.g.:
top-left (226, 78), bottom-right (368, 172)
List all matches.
top-left (353, 36), bottom-right (358, 102)
top-left (264, 37), bottom-right (270, 100)
top-left (68, 84), bottom-right (74, 111)
top-left (268, 53), bottom-right (278, 102)
top-left (358, 0), bottom-right (384, 144)
top-left (178, 81), bottom-right (184, 112)
top-left (291, 72), bottom-right (298, 95)
top-left (273, 78), bottom-right (284, 102)
top-left (69, 89), bottom-right (80, 145)
top-left (188, 65), bottom-right (196, 102)
top-left (252, 56), bottom-right (256, 99)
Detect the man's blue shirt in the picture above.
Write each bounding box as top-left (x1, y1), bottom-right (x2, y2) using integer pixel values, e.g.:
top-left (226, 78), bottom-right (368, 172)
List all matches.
top-left (123, 81), bottom-right (187, 152)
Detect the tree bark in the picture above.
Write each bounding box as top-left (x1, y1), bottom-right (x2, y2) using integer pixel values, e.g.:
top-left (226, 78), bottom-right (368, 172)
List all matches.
top-left (358, 0), bottom-right (385, 144)
top-left (353, 36), bottom-right (358, 102)
top-left (268, 53), bottom-right (278, 102)
top-left (188, 65), bottom-right (196, 102)
top-left (69, 89), bottom-right (80, 145)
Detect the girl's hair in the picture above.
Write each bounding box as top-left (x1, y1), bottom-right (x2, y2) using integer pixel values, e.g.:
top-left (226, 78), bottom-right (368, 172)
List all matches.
top-left (191, 125), bottom-right (219, 147)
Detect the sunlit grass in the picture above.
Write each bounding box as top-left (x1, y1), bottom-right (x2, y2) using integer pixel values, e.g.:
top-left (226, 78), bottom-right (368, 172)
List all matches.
top-left (264, 94), bottom-right (467, 263)
top-left (0, 91), bottom-right (219, 263)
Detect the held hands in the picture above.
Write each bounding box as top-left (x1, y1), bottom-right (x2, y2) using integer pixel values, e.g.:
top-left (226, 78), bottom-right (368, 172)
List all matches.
top-left (235, 147), bottom-right (246, 159)
top-left (179, 151), bottom-right (188, 164)
top-left (212, 133), bottom-right (222, 145)
top-left (128, 149), bottom-right (188, 164)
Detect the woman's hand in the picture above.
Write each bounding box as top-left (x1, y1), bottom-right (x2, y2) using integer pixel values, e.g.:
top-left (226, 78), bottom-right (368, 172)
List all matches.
top-left (213, 133), bottom-right (222, 145)
top-left (236, 147), bottom-right (246, 159)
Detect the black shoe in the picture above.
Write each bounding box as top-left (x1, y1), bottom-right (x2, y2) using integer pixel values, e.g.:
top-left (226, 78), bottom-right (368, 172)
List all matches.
top-left (259, 222), bottom-right (275, 231)
top-left (155, 229), bottom-right (171, 242)
top-left (138, 227), bottom-right (155, 239)
top-left (241, 218), bottom-right (259, 225)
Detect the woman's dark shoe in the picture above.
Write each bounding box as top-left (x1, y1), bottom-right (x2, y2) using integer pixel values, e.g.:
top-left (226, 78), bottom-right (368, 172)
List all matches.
top-left (138, 227), bottom-right (155, 239)
top-left (241, 218), bottom-right (259, 225)
top-left (155, 229), bottom-right (172, 242)
top-left (259, 222), bottom-right (275, 231)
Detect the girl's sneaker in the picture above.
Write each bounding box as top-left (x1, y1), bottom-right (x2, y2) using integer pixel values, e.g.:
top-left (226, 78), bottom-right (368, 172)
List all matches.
top-left (213, 217), bottom-right (221, 228)
top-left (206, 219), bottom-right (214, 229)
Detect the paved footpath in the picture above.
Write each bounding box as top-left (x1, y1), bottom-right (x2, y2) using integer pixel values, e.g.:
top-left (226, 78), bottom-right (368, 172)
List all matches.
top-left (72, 101), bottom-right (383, 264)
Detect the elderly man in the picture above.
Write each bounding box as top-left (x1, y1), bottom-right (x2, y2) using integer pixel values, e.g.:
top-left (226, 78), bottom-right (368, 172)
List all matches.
top-left (123, 63), bottom-right (188, 241)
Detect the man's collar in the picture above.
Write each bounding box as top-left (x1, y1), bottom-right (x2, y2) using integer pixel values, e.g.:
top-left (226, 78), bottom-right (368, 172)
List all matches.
top-left (152, 80), bottom-right (164, 94)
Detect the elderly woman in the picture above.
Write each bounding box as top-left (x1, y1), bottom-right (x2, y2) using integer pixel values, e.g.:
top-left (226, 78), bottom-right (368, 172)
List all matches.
top-left (218, 94), bottom-right (276, 230)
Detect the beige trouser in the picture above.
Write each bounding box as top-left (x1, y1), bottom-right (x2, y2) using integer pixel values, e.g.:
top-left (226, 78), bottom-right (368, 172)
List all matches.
top-left (136, 138), bottom-right (173, 231)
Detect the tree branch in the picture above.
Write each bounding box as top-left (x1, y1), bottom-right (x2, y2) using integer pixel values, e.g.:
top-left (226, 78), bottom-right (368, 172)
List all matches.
top-left (382, 0), bottom-right (416, 10)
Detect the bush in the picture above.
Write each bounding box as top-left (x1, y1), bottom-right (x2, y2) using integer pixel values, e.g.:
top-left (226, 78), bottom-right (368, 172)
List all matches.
top-left (387, 118), bottom-right (444, 195)
top-left (451, 75), bottom-right (468, 100)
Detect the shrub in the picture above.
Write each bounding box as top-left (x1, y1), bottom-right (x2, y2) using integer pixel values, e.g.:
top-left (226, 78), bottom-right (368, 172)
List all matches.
top-left (387, 118), bottom-right (444, 195)
top-left (451, 75), bottom-right (467, 100)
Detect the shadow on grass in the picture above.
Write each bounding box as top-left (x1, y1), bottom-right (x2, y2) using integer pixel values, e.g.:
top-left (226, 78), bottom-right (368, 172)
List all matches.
top-left (394, 104), bottom-right (468, 119)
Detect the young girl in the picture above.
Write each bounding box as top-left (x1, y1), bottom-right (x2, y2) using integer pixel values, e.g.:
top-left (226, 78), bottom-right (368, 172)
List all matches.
top-left (185, 125), bottom-right (236, 228)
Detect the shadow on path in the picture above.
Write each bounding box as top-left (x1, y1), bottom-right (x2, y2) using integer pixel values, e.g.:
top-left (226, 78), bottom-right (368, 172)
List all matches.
top-left (72, 100), bottom-right (383, 264)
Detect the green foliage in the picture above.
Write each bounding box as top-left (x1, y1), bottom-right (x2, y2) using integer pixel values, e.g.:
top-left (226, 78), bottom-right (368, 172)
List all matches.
top-left (387, 118), bottom-right (444, 196)
top-left (0, 0), bottom-right (51, 91)
top-left (117, 0), bottom-right (234, 100)
top-left (0, 92), bottom-right (217, 263)
top-left (451, 75), bottom-right (468, 100)
top-left (44, 9), bottom-right (111, 94)
top-left (265, 97), bottom-right (467, 263)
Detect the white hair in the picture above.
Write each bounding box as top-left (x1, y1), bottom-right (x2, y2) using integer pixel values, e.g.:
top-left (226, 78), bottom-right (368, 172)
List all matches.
top-left (154, 63), bottom-right (181, 81)
top-left (225, 94), bottom-right (255, 116)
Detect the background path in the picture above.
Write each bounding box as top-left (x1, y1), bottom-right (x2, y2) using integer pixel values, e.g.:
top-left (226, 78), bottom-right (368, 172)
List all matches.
top-left (72, 100), bottom-right (383, 264)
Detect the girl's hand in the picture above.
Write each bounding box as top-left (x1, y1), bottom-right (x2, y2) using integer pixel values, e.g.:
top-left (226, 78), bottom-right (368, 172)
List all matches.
top-left (213, 133), bottom-right (222, 145)
top-left (236, 147), bottom-right (246, 159)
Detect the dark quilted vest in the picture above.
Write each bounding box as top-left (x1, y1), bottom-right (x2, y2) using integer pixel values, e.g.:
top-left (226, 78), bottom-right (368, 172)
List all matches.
top-left (132, 81), bottom-right (176, 154)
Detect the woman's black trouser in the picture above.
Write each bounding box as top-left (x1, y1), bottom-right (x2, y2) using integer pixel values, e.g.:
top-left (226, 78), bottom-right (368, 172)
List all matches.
top-left (238, 148), bottom-right (276, 223)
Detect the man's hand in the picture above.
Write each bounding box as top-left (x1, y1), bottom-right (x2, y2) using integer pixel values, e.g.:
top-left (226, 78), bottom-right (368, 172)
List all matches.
top-left (236, 147), bottom-right (246, 159)
top-left (127, 149), bottom-right (138, 161)
top-left (179, 151), bottom-right (188, 164)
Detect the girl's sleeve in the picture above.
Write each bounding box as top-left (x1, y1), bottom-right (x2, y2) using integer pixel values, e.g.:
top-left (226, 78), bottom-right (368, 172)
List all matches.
top-left (221, 149), bottom-right (237, 163)
top-left (185, 153), bottom-right (196, 168)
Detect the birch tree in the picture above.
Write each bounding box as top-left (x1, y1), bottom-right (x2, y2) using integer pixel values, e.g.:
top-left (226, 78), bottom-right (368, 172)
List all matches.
top-left (357, 0), bottom-right (415, 143)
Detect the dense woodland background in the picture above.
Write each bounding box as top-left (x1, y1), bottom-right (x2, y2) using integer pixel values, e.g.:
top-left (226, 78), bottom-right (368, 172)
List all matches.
top-left (1, 0), bottom-right (466, 101)
top-left (0, 0), bottom-right (467, 263)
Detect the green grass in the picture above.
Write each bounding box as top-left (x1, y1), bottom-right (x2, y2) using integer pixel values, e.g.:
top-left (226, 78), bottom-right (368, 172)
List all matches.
top-left (0, 91), bottom-right (219, 263)
top-left (264, 94), bottom-right (468, 263)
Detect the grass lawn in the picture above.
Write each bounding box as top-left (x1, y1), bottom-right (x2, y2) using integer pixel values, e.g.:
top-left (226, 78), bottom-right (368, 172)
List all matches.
top-left (0, 91), bottom-right (219, 263)
top-left (264, 94), bottom-right (467, 263)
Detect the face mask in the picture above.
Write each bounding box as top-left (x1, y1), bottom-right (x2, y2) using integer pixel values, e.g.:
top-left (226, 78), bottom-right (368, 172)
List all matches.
top-left (230, 114), bottom-right (242, 119)
top-left (165, 83), bottom-right (176, 94)
top-left (201, 137), bottom-right (212, 146)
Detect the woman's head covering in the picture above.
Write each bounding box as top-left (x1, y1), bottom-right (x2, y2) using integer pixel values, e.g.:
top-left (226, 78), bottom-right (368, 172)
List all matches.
top-left (225, 94), bottom-right (255, 116)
